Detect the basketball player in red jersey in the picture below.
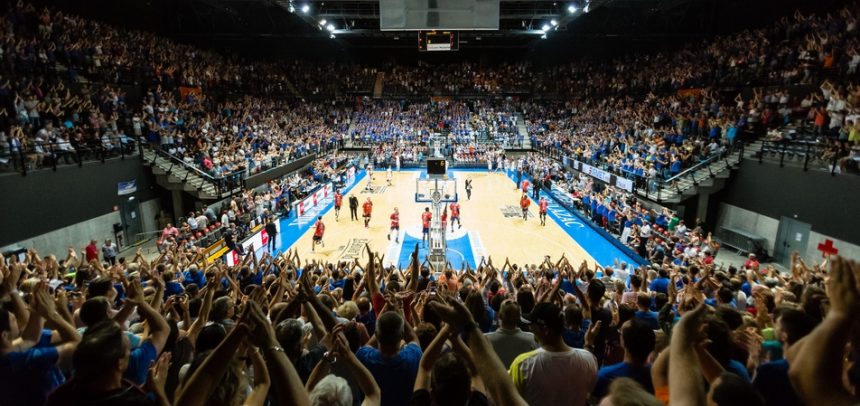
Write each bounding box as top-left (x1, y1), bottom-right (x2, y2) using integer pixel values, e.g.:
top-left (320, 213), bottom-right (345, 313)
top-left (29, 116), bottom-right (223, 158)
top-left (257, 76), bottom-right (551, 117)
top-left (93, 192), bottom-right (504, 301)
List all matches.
top-left (333, 190), bottom-right (343, 221)
top-left (312, 216), bottom-right (325, 251)
top-left (388, 207), bottom-right (400, 243)
top-left (421, 207), bottom-right (432, 247)
top-left (449, 201), bottom-right (461, 231)
top-left (362, 198), bottom-right (373, 228)
top-left (441, 207), bottom-right (448, 234)
top-left (520, 194), bottom-right (531, 221)
top-left (521, 178), bottom-right (531, 196)
top-left (539, 196), bottom-right (549, 226)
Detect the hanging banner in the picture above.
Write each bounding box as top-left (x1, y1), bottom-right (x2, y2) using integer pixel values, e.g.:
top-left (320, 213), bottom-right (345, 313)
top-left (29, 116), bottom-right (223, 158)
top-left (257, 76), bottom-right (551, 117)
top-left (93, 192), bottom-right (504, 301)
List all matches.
top-left (117, 180), bottom-right (137, 196)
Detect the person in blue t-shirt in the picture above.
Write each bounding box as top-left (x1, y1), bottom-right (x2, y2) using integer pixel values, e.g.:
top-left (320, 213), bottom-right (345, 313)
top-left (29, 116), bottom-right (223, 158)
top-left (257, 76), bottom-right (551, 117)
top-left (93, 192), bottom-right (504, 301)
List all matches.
top-left (356, 311), bottom-right (422, 406)
top-left (163, 270), bottom-right (185, 298)
top-left (752, 308), bottom-right (816, 406)
top-left (0, 286), bottom-right (81, 406)
top-left (633, 293), bottom-right (660, 330)
top-left (183, 265), bottom-right (207, 287)
top-left (649, 269), bottom-right (671, 295)
top-left (593, 318), bottom-right (656, 399)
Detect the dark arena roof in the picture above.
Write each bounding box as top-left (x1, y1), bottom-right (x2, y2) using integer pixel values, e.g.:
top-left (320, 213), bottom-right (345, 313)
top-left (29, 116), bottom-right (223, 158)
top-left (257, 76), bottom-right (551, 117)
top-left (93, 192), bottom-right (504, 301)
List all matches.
top-left (2, 1), bottom-right (860, 406)
top-left (48, 0), bottom-right (842, 60)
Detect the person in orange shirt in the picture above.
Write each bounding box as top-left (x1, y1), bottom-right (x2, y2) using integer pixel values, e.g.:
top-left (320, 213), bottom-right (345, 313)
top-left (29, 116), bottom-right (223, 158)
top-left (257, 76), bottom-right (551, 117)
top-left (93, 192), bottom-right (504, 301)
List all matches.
top-left (333, 191), bottom-right (343, 221)
top-left (362, 198), bottom-right (373, 228)
top-left (421, 207), bottom-right (432, 247)
top-left (449, 202), bottom-right (461, 231)
top-left (312, 216), bottom-right (325, 252)
top-left (539, 196), bottom-right (549, 226)
top-left (520, 194), bottom-right (531, 221)
top-left (388, 207), bottom-right (400, 243)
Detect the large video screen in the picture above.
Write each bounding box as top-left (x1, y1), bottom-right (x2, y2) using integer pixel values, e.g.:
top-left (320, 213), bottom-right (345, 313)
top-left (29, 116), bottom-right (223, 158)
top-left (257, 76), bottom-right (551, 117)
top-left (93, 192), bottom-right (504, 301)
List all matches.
top-left (380, 0), bottom-right (500, 31)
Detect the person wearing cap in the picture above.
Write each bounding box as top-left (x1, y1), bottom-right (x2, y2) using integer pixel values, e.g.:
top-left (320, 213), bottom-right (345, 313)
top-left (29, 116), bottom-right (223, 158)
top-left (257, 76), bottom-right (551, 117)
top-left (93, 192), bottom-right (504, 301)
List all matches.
top-left (485, 300), bottom-right (538, 369)
top-left (509, 302), bottom-right (599, 406)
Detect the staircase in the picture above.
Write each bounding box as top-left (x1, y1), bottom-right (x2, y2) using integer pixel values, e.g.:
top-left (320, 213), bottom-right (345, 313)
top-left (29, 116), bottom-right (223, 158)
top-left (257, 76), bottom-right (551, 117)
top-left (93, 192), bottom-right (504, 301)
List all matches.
top-left (344, 118), bottom-right (358, 148)
top-left (372, 72), bottom-right (385, 99)
top-left (141, 148), bottom-right (241, 200)
top-left (635, 145), bottom-right (746, 203)
top-left (515, 113), bottom-right (530, 149)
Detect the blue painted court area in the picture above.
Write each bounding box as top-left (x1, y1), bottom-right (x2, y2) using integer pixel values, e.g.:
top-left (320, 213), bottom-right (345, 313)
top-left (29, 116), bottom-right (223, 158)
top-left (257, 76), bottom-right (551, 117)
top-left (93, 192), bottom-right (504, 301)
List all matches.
top-left (268, 170), bottom-right (367, 255)
top-left (504, 170), bottom-right (643, 267)
top-left (395, 231), bottom-right (476, 269)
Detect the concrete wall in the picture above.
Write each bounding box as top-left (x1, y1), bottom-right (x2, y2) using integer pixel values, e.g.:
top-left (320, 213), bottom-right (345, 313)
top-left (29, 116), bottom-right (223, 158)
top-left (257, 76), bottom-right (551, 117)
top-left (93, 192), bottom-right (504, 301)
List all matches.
top-left (0, 157), bottom-right (157, 246)
top-left (716, 160), bottom-right (860, 245)
top-left (717, 203), bottom-right (860, 262)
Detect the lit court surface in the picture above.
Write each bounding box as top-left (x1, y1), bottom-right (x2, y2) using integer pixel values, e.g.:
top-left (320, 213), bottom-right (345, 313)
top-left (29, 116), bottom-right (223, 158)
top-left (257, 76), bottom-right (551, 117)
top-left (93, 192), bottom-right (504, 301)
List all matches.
top-left (278, 169), bottom-right (608, 269)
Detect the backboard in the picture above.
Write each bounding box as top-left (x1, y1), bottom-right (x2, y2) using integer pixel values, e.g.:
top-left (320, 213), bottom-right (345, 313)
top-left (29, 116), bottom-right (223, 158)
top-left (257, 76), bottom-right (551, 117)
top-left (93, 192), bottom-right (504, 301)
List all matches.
top-left (415, 178), bottom-right (457, 203)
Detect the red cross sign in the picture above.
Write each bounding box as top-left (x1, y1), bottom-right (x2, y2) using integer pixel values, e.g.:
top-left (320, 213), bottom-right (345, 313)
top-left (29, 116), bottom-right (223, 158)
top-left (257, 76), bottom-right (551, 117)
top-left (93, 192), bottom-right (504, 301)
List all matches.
top-left (817, 239), bottom-right (839, 257)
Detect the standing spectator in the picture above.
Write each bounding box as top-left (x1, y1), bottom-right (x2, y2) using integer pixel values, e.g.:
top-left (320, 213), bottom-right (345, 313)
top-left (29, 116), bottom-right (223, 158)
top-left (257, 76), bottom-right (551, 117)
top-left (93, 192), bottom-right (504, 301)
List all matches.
top-left (101, 239), bottom-right (118, 265)
top-left (485, 300), bottom-right (538, 368)
top-left (592, 318), bottom-right (656, 399)
top-left (357, 311), bottom-right (422, 406)
top-left (84, 239), bottom-right (99, 263)
top-left (509, 302), bottom-right (599, 405)
top-left (0, 283), bottom-right (81, 406)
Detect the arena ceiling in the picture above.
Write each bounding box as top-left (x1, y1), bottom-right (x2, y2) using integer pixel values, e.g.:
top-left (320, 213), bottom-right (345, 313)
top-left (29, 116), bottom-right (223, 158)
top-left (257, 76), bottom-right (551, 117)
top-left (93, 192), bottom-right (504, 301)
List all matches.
top-left (52, 0), bottom-right (840, 51)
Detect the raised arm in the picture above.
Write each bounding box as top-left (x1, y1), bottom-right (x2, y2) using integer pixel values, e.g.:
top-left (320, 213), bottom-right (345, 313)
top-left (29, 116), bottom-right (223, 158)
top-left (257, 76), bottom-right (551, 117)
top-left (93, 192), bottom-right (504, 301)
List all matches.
top-left (428, 299), bottom-right (528, 406)
top-left (787, 257), bottom-right (859, 406)
top-left (668, 304), bottom-right (708, 406)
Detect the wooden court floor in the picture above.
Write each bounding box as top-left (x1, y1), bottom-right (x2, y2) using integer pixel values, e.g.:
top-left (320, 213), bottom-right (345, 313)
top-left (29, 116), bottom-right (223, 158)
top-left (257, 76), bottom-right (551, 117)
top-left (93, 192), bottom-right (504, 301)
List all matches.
top-left (289, 170), bottom-right (598, 268)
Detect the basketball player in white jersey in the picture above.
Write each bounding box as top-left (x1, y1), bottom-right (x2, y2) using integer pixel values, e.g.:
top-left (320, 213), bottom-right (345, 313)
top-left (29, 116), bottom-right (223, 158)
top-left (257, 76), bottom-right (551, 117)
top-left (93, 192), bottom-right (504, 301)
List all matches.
top-left (386, 166), bottom-right (393, 186)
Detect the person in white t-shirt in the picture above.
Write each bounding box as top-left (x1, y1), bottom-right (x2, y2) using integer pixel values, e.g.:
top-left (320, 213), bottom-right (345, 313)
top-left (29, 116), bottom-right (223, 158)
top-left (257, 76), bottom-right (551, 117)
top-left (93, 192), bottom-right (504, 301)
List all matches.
top-left (509, 303), bottom-right (598, 406)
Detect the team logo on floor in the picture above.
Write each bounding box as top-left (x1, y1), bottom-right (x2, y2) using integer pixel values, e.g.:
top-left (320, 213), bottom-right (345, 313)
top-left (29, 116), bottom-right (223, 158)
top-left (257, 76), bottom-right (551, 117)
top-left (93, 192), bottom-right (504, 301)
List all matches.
top-left (500, 205), bottom-right (531, 218)
top-left (360, 185), bottom-right (388, 194)
top-left (340, 238), bottom-right (371, 261)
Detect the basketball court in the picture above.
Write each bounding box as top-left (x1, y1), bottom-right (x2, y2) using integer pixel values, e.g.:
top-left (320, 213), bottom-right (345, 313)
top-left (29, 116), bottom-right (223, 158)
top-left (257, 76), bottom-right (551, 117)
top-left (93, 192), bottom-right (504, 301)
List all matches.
top-left (272, 168), bottom-right (641, 269)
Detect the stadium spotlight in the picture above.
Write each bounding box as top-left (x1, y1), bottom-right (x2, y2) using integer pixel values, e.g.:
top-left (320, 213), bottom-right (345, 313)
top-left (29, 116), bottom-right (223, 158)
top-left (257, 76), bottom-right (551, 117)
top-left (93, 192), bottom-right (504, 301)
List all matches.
top-left (541, 24), bottom-right (550, 32)
top-left (326, 24), bottom-right (335, 31)
top-left (301, 4), bottom-right (310, 13)
top-left (568, 4), bottom-right (577, 13)
top-left (551, 19), bottom-right (558, 26)
top-left (319, 19), bottom-right (326, 26)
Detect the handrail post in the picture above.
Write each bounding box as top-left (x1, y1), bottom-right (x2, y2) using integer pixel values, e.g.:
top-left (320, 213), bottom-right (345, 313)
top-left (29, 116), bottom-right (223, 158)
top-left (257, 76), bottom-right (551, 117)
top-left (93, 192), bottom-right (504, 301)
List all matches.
top-left (758, 141), bottom-right (764, 164)
top-left (803, 144), bottom-right (810, 171)
top-left (51, 143), bottom-right (57, 172)
top-left (779, 144), bottom-right (785, 167)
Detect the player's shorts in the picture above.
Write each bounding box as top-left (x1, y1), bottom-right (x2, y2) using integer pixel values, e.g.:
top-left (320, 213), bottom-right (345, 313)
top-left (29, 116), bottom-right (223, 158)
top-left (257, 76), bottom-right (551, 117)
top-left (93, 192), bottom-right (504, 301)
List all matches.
top-left (313, 235), bottom-right (322, 241)
top-left (422, 227), bottom-right (429, 234)
top-left (522, 208), bottom-right (529, 214)
top-left (363, 214), bottom-right (371, 218)
top-left (390, 225), bottom-right (400, 230)
top-left (335, 204), bottom-right (341, 209)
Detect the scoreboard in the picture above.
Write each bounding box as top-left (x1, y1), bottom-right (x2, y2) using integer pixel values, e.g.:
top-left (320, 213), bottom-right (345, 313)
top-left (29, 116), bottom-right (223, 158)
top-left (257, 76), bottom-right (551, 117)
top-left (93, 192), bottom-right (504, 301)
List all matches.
top-left (418, 31), bottom-right (459, 52)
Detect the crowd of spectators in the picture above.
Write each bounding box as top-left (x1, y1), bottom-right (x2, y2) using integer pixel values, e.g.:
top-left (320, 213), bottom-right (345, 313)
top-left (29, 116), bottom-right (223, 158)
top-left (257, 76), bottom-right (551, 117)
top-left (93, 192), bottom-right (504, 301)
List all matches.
top-left (4, 229), bottom-right (860, 406)
top-left (141, 86), bottom-right (349, 178)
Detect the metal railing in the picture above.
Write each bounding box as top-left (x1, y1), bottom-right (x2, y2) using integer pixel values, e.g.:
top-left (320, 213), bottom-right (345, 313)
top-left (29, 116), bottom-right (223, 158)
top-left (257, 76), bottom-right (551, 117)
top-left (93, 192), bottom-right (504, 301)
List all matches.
top-left (757, 139), bottom-right (844, 175)
top-left (148, 147), bottom-right (247, 197)
top-left (4, 136), bottom-right (140, 176)
top-left (532, 140), bottom-right (745, 201)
